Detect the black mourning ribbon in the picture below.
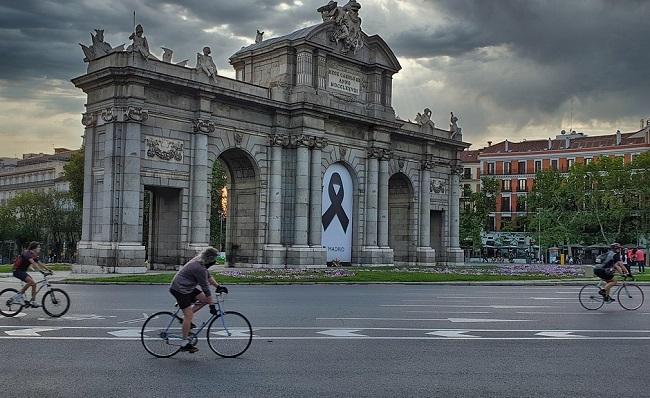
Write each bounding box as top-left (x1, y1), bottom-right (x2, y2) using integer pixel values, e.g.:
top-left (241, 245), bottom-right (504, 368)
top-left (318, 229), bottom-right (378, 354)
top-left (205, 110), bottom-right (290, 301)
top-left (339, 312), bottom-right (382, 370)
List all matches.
top-left (322, 172), bottom-right (350, 233)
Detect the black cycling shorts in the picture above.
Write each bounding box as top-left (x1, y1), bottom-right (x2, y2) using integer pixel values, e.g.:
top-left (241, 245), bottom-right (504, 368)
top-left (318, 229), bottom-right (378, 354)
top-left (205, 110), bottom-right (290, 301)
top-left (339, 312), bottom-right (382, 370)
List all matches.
top-left (13, 270), bottom-right (30, 282)
top-left (170, 288), bottom-right (202, 310)
top-left (594, 268), bottom-right (614, 281)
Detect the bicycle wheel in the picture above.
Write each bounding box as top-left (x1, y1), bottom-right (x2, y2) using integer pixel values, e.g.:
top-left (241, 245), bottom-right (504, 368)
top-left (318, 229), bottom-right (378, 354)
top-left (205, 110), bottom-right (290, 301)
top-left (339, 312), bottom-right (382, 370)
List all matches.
top-left (578, 284), bottom-right (604, 310)
top-left (42, 288), bottom-right (70, 317)
top-left (207, 311), bottom-right (252, 358)
top-left (617, 283), bottom-right (644, 310)
top-left (141, 311), bottom-right (182, 358)
top-left (0, 288), bottom-right (24, 317)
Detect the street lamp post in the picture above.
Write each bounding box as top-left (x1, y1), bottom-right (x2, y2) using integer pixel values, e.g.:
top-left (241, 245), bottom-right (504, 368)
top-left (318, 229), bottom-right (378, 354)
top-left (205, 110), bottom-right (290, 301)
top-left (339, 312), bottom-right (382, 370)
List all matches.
top-left (537, 208), bottom-right (542, 263)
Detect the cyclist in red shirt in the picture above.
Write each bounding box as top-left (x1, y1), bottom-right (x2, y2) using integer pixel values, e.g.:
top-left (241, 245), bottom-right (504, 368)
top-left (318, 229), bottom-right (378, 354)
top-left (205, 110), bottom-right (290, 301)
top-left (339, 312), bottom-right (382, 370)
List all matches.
top-left (12, 242), bottom-right (52, 307)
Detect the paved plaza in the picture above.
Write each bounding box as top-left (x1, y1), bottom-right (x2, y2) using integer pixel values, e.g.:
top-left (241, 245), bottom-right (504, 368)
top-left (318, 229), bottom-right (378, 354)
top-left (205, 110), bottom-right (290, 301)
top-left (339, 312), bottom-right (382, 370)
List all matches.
top-left (1, 283), bottom-right (649, 397)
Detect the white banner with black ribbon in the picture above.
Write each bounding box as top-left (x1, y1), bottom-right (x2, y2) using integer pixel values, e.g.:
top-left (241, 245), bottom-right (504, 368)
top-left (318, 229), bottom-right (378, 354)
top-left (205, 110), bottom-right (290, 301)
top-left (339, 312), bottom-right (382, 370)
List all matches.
top-left (321, 163), bottom-right (353, 262)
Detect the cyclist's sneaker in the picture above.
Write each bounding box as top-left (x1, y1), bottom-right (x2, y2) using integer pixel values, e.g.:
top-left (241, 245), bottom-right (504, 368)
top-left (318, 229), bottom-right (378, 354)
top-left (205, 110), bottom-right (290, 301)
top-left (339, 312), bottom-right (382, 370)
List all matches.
top-left (605, 296), bottom-right (615, 303)
top-left (180, 343), bottom-right (199, 353)
top-left (598, 289), bottom-right (606, 297)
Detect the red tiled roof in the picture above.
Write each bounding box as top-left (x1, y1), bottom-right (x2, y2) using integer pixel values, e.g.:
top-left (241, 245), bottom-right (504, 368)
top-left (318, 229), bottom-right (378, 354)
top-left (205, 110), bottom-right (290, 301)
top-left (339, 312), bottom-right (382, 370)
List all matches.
top-left (480, 130), bottom-right (648, 155)
top-left (460, 149), bottom-right (481, 162)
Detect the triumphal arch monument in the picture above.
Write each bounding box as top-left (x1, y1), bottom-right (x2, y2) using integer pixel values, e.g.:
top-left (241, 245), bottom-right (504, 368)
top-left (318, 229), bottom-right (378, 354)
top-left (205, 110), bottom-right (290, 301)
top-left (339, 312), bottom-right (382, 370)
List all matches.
top-left (72, 1), bottom-right (468, 272)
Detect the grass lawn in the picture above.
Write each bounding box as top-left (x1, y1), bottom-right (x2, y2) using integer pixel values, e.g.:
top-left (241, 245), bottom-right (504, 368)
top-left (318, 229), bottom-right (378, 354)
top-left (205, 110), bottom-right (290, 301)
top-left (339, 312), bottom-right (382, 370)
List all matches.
top-left (0, 263), bottom-right (72, 273)
top-left (66, 266), bottom-right (586, 284)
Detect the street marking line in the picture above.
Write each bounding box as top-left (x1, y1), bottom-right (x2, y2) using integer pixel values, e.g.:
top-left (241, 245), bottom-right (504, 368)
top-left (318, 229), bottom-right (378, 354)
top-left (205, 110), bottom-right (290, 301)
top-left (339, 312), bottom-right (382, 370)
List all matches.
top-left (316, 317), bottom-right (535, 323)
top-left (381, 305), bottom-right (556, 309)
top-left (406, 311), bottom-right (493, 314)
top-left (427, 330), bottom-right (478, 338)
top-left (448, 318), bottom-right (535, 323)
top-left (5, 327), bottom-right (61, 336)
top-left (118, 313), bottom-right (149, 324)
top-left (108, 329), bottom-right (143, 338)
top-left (317, 329), bottom-right (367, 337)
top-left (536, 331), bottom-right (585, 338)
top-left (2, 336), bottom-right (650, 341)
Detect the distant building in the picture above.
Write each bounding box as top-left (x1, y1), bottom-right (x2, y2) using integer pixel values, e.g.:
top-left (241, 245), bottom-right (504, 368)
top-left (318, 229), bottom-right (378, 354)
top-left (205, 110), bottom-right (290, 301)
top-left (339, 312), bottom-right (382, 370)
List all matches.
top-left (473, 123), bottom-right (650, 232)
top-left (460, 149), bottom-right (481, 195)
top-left (0, 148), bottom-right (78, 205)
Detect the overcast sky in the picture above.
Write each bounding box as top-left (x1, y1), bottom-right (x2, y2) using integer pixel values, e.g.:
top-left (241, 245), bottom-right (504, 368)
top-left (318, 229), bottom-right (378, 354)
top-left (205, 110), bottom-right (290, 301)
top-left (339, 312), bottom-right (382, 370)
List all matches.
top-left (1, 0), bottom-right (648, 157)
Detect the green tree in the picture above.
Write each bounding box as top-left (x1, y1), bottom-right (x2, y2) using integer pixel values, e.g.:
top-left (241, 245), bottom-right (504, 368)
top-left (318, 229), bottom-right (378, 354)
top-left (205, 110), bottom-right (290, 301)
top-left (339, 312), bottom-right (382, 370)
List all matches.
top-left (459, 177), bottom-right (498, 252)
top-left (209, 160), bottom-right (228, 250)
top-left (63, 149), bottom-right (84, 207)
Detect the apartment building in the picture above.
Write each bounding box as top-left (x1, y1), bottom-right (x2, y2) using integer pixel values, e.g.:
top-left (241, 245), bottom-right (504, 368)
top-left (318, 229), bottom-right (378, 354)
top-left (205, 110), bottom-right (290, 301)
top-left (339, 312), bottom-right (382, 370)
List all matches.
top-left (470, 121), bottom-right (650, 232)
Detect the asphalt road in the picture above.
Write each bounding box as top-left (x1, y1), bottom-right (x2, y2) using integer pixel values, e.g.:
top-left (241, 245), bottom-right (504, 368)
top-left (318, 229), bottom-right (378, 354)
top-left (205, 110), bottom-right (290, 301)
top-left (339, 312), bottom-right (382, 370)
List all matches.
top-left (1, 283), bottom-right (649, 397)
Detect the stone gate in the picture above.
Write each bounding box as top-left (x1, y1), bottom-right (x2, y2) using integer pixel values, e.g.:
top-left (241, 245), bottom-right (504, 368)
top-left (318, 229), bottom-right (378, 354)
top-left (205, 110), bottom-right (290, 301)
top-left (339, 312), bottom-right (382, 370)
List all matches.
top-left (72, 1), bottom-right (468, 272)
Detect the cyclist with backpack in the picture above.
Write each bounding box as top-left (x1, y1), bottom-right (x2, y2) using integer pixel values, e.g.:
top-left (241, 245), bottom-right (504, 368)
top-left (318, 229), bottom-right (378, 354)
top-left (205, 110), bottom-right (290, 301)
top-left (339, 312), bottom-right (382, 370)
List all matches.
top-left (594, 243), bottom-right (630, 302)
top-left (12, 241), bottom-right (52, 307)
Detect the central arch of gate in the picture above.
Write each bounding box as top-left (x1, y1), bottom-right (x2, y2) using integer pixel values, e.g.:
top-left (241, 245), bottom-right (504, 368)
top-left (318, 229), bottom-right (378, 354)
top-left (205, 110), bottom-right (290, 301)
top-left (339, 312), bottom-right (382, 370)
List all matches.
top-left (72, 3), bottom-right (469, 272)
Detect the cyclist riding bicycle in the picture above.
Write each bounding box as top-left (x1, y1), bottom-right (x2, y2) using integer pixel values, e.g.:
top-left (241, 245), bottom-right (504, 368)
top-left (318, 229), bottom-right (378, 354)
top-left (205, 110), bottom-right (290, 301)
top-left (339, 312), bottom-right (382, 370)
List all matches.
top-left (594, 243), bottom-right (630, 302)
top-left (12, 241), bottom-right (53, 308)
top-left (169, 247), bottom-right (227, 353)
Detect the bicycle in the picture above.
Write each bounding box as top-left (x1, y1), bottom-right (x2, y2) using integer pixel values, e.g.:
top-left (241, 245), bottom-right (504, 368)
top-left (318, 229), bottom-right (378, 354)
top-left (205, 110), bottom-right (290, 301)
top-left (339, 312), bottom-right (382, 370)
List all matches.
top-left (141, 287), bottom-right (252, 358)
top-left (579, 274), bottom-right (644, 311)
top-left (0, 271), bottom-right (71, 317)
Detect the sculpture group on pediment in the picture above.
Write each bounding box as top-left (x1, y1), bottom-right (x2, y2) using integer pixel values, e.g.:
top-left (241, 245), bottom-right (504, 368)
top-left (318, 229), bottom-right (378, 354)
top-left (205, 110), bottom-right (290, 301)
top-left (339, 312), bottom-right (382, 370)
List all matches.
top-left (196, 47), bottom-right (218, 79)
top-left (318, 0), bottom-right (364, 54)
top-left (79, 29), bottom-right (124, 62)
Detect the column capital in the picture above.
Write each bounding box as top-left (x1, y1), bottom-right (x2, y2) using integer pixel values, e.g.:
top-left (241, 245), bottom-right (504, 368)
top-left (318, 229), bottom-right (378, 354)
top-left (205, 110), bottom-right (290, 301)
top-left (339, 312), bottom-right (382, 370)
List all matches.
top-left (81, 112), bottom-right (97, 127)
top-left (368, 147), bottom-right (392, 160)
top-left (124, 106), bottom-right (149, 123)
top-left (193, 118), bottom-right (215, 133)
top-left (270, 134), bottom-right (328, 149)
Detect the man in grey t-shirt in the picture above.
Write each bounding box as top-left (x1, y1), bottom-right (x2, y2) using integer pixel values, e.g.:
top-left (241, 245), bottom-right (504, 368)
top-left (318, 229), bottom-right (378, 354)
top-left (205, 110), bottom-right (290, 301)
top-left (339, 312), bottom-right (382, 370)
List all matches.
top-left (170, 247), bottom-right (222, 353)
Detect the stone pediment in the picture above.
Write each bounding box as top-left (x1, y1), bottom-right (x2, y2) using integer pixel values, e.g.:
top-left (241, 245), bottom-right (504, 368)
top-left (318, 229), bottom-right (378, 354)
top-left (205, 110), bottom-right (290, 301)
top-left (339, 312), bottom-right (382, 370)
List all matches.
top-left (230, 22), bottom-right (401, 73)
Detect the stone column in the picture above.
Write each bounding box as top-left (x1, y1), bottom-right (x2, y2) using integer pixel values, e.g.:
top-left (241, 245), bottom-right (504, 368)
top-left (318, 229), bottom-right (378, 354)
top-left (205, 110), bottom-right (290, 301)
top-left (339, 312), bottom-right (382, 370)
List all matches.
top-left (417, 161), bottom-right (436, 266)
top-left (377, 156), bottom-right (389, 247)
top-left (309, 139), bottom-right (326, 246)
top-left (264, 135), bottom-right (286, 266)
top-left (365, 154), bottom-right (379, 247)
top-left (294, 138), bottom-right (310, 246)
top-left (120, 118), bottom-right (143, 243)
top-left (315, 52), bottom-right (327, 90)
top-left (190, 132), bottom-right (209, 248)
top-left (447, 164), bottom-right (464, 265)
top-left (80, 112), bottom-right (96, 243)
top-left (383, 74), bottom-right (393, 107)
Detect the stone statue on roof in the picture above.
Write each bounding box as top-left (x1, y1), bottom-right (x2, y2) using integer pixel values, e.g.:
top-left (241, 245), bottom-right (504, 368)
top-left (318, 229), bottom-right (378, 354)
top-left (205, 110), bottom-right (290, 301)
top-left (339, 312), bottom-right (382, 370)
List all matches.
top-left (415, 108), bottom-right (435, 132)
top-left (196, 46), bottom-right (218, 79)
top-left (127, 24), bottom-right (155, 61)
top-left (317, 0), bottom-right (364, 54)
top-left (255, 30), bottom-right (264, 44)
top-left (79, 29), bottom-right (123, 62)
top-left (450, 112), bottom-right (462, 140)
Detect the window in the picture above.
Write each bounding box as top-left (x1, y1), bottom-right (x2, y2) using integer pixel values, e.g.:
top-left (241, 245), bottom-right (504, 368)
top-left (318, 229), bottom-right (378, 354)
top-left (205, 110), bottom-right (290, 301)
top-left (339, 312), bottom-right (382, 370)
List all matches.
top-left (476, 167), bottom-right (481, 177)
top-left (534, 160), bottom-right (542, 173)
top-left (585, 158), bottom-right (592, 165)
top-left (516, 196), bottom-right (526, 212)
top-left (463, 184), bottom-right (471, 196)
top-left (487, 163), bottom-right (495, 175)
top-left (501, 197), bottom-right (511, 212)
top-left (500, 216), bottom-right (511, 230)
top-left (567, 158), bottom-right (575, 169)
top-left (463, 168), bottom-right (472, 179)
top-left (503, 162), bottom-right (512, 175)
top-left (501, 179), bottom-right (511, 192)
top-left (518, 161), bottom-right (526, 174)
top-left (551, 159), bottom-right (558, 171)
top-left (518, 179), bottom-right (527, 192)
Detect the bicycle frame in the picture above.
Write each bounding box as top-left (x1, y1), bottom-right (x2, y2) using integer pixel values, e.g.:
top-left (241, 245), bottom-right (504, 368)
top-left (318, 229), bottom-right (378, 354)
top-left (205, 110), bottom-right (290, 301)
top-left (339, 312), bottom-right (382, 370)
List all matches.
top-left (162, 293), bottom-right (233, 342)
top-left (19, 274), bottom-right (52, 298)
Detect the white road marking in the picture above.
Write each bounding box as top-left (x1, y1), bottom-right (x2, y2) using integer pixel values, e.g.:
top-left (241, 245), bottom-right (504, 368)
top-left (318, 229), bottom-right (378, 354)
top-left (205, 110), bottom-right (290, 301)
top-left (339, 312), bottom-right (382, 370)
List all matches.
top-left (118, 313), bottom-right (149, 324)
top-left (5, 327), bottom-right (61, 336)
top-left (427, 330), bottom-right (478, 338)
top-left (107, 329), bottom-right (143, 338)
top-left (316, 317), bottom-right (535, 323)
top-left (536, 331), bottom-right (585, 338)
top-left (449, 318), bottom-right (535, 323)
top-left (37, 314), bottom-right (116, 322)
top-left (211, 329), bottom-right (254, 337)
top-left (317, 329), bottom-right (367, 337)
top-left (382, 304), bottom-right (556, 309)
top-left (2, 336), bottom-right (650, 341)
top-left (516, 312), bottom-right (607, 315)
top-left (406, 311), bottom-right (493, 314)
top-left (530, 298), bottom-right (575, 300)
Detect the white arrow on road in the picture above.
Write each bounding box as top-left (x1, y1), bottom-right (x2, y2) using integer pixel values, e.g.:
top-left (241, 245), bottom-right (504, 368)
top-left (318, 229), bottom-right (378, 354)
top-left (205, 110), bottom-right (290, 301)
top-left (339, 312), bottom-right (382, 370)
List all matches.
top-left (427, 330), bottom-right (478, 338)
top-left (108, 329), bottom-right (142, 338)
top-left (5, 328), bottom-right (60, 337)
top-left (535, 331), bottom-right (585, 338)
top-left (317, 329), bottom-right (367, 337)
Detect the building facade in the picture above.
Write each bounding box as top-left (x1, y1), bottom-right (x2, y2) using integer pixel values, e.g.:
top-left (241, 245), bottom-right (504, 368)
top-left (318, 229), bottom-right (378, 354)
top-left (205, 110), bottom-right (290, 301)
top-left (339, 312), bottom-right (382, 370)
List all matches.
top-left (475, 126), bottom-right (650, 232)
top-left (72, 3), bottom-right (468, 272)
top-left (460, 150), bottom-right (481, 195)
top-left (0, 149), bottom-right (75, 205)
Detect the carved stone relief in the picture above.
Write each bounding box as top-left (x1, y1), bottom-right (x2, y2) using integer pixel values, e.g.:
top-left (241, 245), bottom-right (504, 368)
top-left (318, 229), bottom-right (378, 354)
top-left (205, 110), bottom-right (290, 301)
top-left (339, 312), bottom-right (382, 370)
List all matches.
top-left (430, 178), bottom-right (446, 194)
top-left (144, 136), bottom-right (184, 163)
top-left (124, 107), bottom-right (149, 123)
top-left (193, 119), bottom-right (215, 133)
